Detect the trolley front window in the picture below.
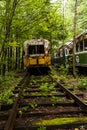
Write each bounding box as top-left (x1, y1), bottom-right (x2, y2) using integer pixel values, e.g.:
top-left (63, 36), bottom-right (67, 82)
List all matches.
top-left (37, 45), bottom-right (44, 54)
top-left (28, 45), bottom-right (44, 55)
top-left (28, 45), bottom-right (36, 54)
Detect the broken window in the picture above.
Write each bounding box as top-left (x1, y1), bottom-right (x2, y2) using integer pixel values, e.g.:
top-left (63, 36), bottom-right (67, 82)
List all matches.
top-left (60, 49), bottom-right (63, 57)
top-left (84, 39), bottom-right (87, 51)
top-left (64, 48), bottom-right (68, 56)
top-left (76, 43), bottom-right (80, 52)
top-left (28, 45), bottom-right (44, 55)
top-left (28, 45), bottom-right (36, 54)
top-left (37, 45), bottom-right (44, 54)
top-left (79, 40), bottom-right (83, 51)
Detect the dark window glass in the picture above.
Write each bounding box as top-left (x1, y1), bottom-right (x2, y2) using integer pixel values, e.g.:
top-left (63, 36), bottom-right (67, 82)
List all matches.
top-left (28, 45), bottom-right (44, 54)
top-left (76, 43), bottom-right (80, 52)
top-left (84, 39), bottom-right (87, 50)
top-left (37, 45), bottom-right (44, 54)
top-left (69, 49), bottom-right (73, 54)
top-left (65, 48), bottom-right (68, 56)
top-left (28, 45), bottom-right (36, 54)
top-left (79, 40), bottom-right (83, 51)
top-left (76, 41), bottom-right (83, 52)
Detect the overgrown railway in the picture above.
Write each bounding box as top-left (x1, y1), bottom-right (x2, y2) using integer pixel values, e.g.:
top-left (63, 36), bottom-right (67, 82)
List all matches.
top-left (0, 72), bottom-right (87, 130)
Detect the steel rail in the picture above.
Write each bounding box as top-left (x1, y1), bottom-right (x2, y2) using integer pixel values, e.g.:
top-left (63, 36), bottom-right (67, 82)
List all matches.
top-left (4, 73), bottom-right (29, 130)
top-left (57, 82), bottom-right (87, 112)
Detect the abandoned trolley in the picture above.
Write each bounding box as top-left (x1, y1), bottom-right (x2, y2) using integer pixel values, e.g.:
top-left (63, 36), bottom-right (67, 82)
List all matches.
top-left (23, 38), bottom-right (51, 69)
top-left (53, 30), bottom-right (87, 73)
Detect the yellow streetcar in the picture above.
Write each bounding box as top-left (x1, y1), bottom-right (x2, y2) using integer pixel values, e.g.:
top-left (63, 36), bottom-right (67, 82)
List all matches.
top-left (23, 38), bottom-right (52, 69)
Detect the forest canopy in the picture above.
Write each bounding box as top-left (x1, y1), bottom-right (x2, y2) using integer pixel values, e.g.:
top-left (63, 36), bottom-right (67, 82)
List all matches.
top-left (0, 0), bottom-right (87, 51)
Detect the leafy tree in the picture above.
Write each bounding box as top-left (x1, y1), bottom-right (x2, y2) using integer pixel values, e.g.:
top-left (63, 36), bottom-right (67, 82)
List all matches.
top-left (64, 0), bottom-right (87, 41)
top-left (0, 0), bottom-right (68, 75)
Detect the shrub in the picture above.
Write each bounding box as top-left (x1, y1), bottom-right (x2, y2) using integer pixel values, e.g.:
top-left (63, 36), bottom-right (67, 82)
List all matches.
top-left (78, 77), bottom-right (87, 90)
top-left (58, 65), bottom-right (69, 75)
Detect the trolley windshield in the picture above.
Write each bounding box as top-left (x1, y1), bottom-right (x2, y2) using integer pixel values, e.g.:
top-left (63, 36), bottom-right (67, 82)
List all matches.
top-left (28, 45), bottom-right (44, 55)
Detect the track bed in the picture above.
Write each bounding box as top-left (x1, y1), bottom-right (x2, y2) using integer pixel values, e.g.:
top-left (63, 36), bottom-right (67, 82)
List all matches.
top-left (0, 74), bottom-right (87, 130)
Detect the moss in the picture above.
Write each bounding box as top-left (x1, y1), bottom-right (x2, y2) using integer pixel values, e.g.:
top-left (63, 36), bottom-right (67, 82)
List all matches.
top-left (34, 117), bottom-right (87, 126)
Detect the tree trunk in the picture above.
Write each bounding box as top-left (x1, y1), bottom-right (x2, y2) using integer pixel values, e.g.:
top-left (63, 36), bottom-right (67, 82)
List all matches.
top-left (0, 0), bottom-right (19, 76)
top-left (18, 47), bottom-right (20, 70)
top-left (7, 47), bottom-right (10, 71)
top-left (1, 48), bottom-right (7, 76)
top-left (73, 0), bottom-right (77, 78)
top-left (21, 47), bottom-right (24, 70)
top-left (10, 47), bottom-right (12, 70)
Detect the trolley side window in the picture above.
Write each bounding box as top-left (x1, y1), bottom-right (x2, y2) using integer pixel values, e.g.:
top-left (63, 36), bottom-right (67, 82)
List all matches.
top-left (79, 40), bottom-right (83, 51)
top-left (84, 39), bottom-right (87, 51)
top-left (60, 49), bottom-right (63, 57)
top-left (76, 40), bottom-right (83, 52)
top-left (65, 48), bottom-right (68, 56)
top-left (76, 43), bottom-right (80, 52)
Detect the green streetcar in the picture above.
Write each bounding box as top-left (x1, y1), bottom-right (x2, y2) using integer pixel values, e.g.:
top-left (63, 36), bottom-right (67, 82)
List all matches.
top-left (53, 30), bottom-right (87, 71)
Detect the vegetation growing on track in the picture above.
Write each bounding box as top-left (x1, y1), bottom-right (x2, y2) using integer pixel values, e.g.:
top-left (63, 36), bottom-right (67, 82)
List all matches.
top-left (51, 66), bottom-right (87, 90)
top-left (35, 117), bottom-right (87, 126)
top-left (37, 126), bottom-right (46, 130)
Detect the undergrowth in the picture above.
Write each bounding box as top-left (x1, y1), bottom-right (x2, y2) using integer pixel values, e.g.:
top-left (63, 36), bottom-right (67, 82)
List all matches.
top-left (50, 67), bottom-right (68, 83)
top-left (0, 71), bottom-right (22, 104)
top-left (78, 77), bottom-right (87, 90)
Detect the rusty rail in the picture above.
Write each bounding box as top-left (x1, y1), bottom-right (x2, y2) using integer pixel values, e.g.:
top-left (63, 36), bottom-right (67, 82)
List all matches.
top-left (3, 73), bottom-right (87, 130)
top-left (4, 73), bottom-right (29, 130)
top-left (57, 82), bottom-right (87, 112)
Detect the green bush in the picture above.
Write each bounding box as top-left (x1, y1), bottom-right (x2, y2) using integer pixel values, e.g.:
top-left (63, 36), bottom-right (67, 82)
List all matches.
top-left (58, 65), bottom-right (69, 75)
top-left (78, 77), bottom-right (87, 90)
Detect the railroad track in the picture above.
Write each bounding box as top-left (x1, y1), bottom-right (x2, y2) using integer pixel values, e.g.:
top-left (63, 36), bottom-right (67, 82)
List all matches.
top-left (0, 73), bottom-right (87, 130)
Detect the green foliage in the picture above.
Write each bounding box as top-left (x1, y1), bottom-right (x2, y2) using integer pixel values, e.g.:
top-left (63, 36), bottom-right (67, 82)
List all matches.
top-left (78, 77), bottom-right (87, 90)
top-left (65, 0), bottom-right (87, 40)
top-left (0, 84), bottom-right (15, 104)
top-left (40, 83), bottom-right (48, 91)
top-left (39, 83), bottom-right (48, 97)
top-left (29, 102), bottom-right (37, 109)
top-left (37, 126), bottom-right (46, 130)
top-left (49, 83), bottom-right (56, 91)
top-left (0, 72), bottom-right (22, 104)
top-left (0, 73), bottom-right (14, 90)
top-left (58, 65), bottom-right (69, 75)
top-left (0, 0), bottom-right (66, 48)
top-left (50, 67), bottom-right (69, 84)
top-left (8, 41), bottom-right (21, 47)
top-left (22, 106), bottom-right (30, 111)
top-left (30, 75), bottom-right (37, 85)
top-left (51, 95), bottom-right (64, 103)
top-left (39, 78), bottom-right (57, 100)
top-left (0, 76), bottom-right (14, 104)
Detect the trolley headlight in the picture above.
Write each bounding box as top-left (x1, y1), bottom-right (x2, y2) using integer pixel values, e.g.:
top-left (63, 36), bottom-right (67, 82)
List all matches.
top-left (45, 50), bottom-right (48, 55)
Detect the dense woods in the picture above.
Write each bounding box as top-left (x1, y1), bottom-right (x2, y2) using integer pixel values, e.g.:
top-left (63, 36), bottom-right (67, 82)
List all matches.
top-left (0, 0), bottom-right (87, 75)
